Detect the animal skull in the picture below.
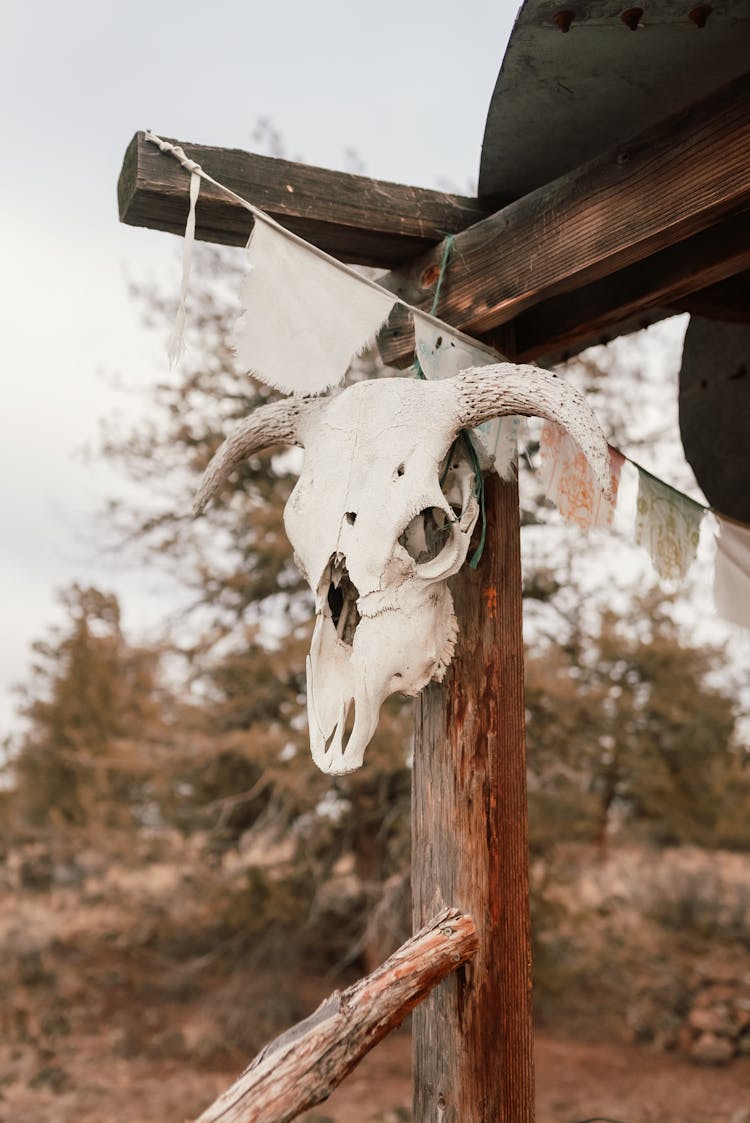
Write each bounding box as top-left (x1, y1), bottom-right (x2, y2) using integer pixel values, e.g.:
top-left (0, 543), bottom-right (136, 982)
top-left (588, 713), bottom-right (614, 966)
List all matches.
top-left (194, 363), bottom-right (612, 774)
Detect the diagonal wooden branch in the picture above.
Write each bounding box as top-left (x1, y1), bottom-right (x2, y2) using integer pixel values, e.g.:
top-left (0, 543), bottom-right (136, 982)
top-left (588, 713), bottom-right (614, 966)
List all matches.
top-left (193, 907), bottom-right (478, 1123)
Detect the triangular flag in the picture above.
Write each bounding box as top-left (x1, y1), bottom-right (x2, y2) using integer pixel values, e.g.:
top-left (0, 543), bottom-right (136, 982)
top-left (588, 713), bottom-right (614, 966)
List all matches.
top-left (539, 422), bottom-right (621, 531)
top-left (413, 312), bottom-right (520, 480)
top-left (635, 469), bottom-right (704, 580)
top-left (233, 218), bottom-right (397, 396)
top-left (714, 515), bottom-right (750, 629)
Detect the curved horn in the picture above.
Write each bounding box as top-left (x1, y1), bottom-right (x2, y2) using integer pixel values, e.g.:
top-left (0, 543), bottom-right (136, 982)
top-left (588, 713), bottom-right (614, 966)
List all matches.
top-left (193, 398), bottom-right (303, 515)
top-left (450, 363), bottom-right (614, 502)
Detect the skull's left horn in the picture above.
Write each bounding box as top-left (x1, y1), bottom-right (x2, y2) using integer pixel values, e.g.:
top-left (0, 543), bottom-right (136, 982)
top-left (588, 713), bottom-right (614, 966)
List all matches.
top-left (448, 363), bottom-right (614, 502)
top-left (193, 398), bottom-right (304, 515)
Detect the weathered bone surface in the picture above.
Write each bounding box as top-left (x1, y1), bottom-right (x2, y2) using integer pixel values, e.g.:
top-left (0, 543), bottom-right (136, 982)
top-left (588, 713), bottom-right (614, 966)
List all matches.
top-left (194, 364), bottom-right (613, 774)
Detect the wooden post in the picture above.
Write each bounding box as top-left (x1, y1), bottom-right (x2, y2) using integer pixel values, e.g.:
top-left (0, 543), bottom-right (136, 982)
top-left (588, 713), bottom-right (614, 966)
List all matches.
top-left (412, 474), bottom-right (533, 1122)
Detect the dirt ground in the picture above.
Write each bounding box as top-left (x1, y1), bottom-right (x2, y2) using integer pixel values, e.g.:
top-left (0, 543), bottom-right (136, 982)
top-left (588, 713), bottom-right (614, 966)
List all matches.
top-left (300, 1030), bottom-right (750, 1123)
top-left (4, 842), bottom-right (750, 1122)
top-left (3, 1022), bottom-right (750, 1123)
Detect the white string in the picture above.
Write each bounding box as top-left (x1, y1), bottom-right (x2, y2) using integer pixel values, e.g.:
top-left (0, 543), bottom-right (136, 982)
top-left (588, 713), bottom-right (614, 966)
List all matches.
top-left (167, 168), bottom-right (201, 367)
top-left (143, 130), bottom-right (501, 365)
top-left (142, 134), bottom-right (750, 615)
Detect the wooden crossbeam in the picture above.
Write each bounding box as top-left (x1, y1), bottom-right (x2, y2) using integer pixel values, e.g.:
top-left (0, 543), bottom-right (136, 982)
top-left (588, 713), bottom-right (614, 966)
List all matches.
top-left (377, 70), bottom-right (750, 366)
top-left (514, 209), bottom-right (750, 364)
top-left (673, 272), bottom-right (750, 324)
top-left (118, 132), bottom-right (495, 267)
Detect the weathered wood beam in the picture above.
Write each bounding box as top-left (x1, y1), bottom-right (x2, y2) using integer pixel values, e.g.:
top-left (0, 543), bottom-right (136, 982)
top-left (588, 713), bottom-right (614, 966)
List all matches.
top-left (510, 208), bottom-right (750, 363)
top-left (413, 476), bottom-right (533, 1122)
top-left (672, 272), bottom-right (750, 324)
top-left (192, 908), bottom-right (477, 1123)
top-left (378, 69), bottom-right (750, 366)
top-left (118, 132), bottom-right (495, 267)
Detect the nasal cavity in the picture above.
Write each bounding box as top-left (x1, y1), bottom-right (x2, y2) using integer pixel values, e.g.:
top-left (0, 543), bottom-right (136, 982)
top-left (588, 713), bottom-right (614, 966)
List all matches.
top-left (326, 559), bottom-right (361, 646)
top-left (345, 511), bottom-right (357, 524)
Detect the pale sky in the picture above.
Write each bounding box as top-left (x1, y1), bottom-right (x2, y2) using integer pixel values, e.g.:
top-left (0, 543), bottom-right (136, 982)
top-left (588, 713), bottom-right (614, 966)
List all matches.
top-left (1, 1), bottom-right (747, 737)
top-left (0, 0), bottom-right (520, 731)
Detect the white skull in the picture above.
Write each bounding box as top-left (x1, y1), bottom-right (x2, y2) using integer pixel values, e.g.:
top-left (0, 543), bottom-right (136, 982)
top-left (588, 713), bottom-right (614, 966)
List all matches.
top-left (195, 364), bottom-right (613, 774)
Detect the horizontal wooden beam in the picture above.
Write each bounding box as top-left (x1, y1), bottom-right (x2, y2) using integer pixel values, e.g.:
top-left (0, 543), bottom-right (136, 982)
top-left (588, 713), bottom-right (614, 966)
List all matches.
top-left (118, 132), bottom-right (495, 268)
top-left (378, 69), bottom-right (750, 365)
top-left (671, 272), bottom-right (750, 324)
top-left (511, 208), bottom-right (750, 364)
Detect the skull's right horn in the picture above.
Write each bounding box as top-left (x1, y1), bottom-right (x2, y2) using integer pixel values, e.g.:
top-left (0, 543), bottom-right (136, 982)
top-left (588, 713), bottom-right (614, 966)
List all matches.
top-left (449, 363), bottom-right (615, 502)
top-left (193, 397), bottom-right (304, 516)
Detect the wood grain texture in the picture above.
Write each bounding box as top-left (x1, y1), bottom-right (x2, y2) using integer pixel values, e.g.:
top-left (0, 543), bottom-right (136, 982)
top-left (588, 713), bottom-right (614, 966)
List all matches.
top-left (378, 70), bottom-right (750, 365)
top-left (118, 132), bottom-right (495, 267)
top-left (673, 272), bottom-right (750, 324)
top-left (192, 908), bottom-right (478, 1123)
top-left (412, 475), bottom-right (533, 1122)
top-left (509, 209), bottom-right (750, 363)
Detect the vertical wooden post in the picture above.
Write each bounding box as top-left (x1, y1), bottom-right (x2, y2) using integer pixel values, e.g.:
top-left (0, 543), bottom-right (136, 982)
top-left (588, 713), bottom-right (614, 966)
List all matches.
top-left (412, 474), bottom-right (534, 1122)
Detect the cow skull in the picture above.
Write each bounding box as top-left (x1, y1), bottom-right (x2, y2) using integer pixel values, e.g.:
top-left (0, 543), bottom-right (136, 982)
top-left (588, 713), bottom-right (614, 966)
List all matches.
top-left (194, 364), bottom-right (612, 774)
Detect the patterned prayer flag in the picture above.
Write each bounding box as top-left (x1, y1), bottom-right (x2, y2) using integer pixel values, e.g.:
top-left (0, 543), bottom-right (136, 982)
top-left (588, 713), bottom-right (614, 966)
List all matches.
top-left (539, 422), bottom-right (621, 532)
top-left (714, 515), bottom-right (750, 629)
top-left (634, 468), bottom-right (704, 580)
top-left (233, 217), bottom-right (397, 395)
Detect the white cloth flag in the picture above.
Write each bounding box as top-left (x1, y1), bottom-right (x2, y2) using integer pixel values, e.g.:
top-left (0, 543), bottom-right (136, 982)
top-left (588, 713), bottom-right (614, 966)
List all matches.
top-left (714, 515), bottom-right (750, 630)
top-left (233, 218), bottom-right (397, 395)
top-left (413, 313), bottom-right (520, 480)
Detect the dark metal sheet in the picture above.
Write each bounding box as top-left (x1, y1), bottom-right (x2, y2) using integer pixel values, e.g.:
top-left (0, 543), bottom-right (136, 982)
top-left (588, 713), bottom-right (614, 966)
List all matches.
top-left (679, 318), bottom-right (750, 522)
top-left (480, 0), bottom-right (750, 199)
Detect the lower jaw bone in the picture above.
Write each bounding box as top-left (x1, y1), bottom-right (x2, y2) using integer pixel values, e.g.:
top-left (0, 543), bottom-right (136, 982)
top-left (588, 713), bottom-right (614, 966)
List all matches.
top-left (306, 616), bottom-right (361, 774)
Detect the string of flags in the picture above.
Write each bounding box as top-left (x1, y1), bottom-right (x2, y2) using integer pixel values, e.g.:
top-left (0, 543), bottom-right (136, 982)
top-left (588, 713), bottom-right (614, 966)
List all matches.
top-left (538, 419), bottom-right (749, 629)
top-left (143, 132), bottom-right (750, 632)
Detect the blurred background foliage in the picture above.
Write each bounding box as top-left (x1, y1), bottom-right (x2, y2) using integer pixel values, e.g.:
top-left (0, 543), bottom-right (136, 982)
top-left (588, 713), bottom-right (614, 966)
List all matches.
top-left (2, 227), bottom-right (749, 1077)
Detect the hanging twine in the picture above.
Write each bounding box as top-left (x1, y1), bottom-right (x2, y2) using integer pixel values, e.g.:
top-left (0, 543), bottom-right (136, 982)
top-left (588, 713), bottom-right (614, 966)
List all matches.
top-left (144, 135), bottom-right (207, 368)
top-left (412, 234), bottom-right (455, 381)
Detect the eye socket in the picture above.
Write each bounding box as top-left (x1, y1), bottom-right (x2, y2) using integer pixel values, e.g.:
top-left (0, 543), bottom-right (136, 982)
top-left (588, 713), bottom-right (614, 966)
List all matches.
top-left (398, 507), bottom-right (453, 563)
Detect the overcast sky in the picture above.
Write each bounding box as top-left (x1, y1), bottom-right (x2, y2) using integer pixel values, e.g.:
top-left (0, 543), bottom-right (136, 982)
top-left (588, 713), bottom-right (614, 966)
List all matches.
top-left (1, 1), bottom-right (746, 738)
top-left (0, 1), bottom-right (522, 731)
